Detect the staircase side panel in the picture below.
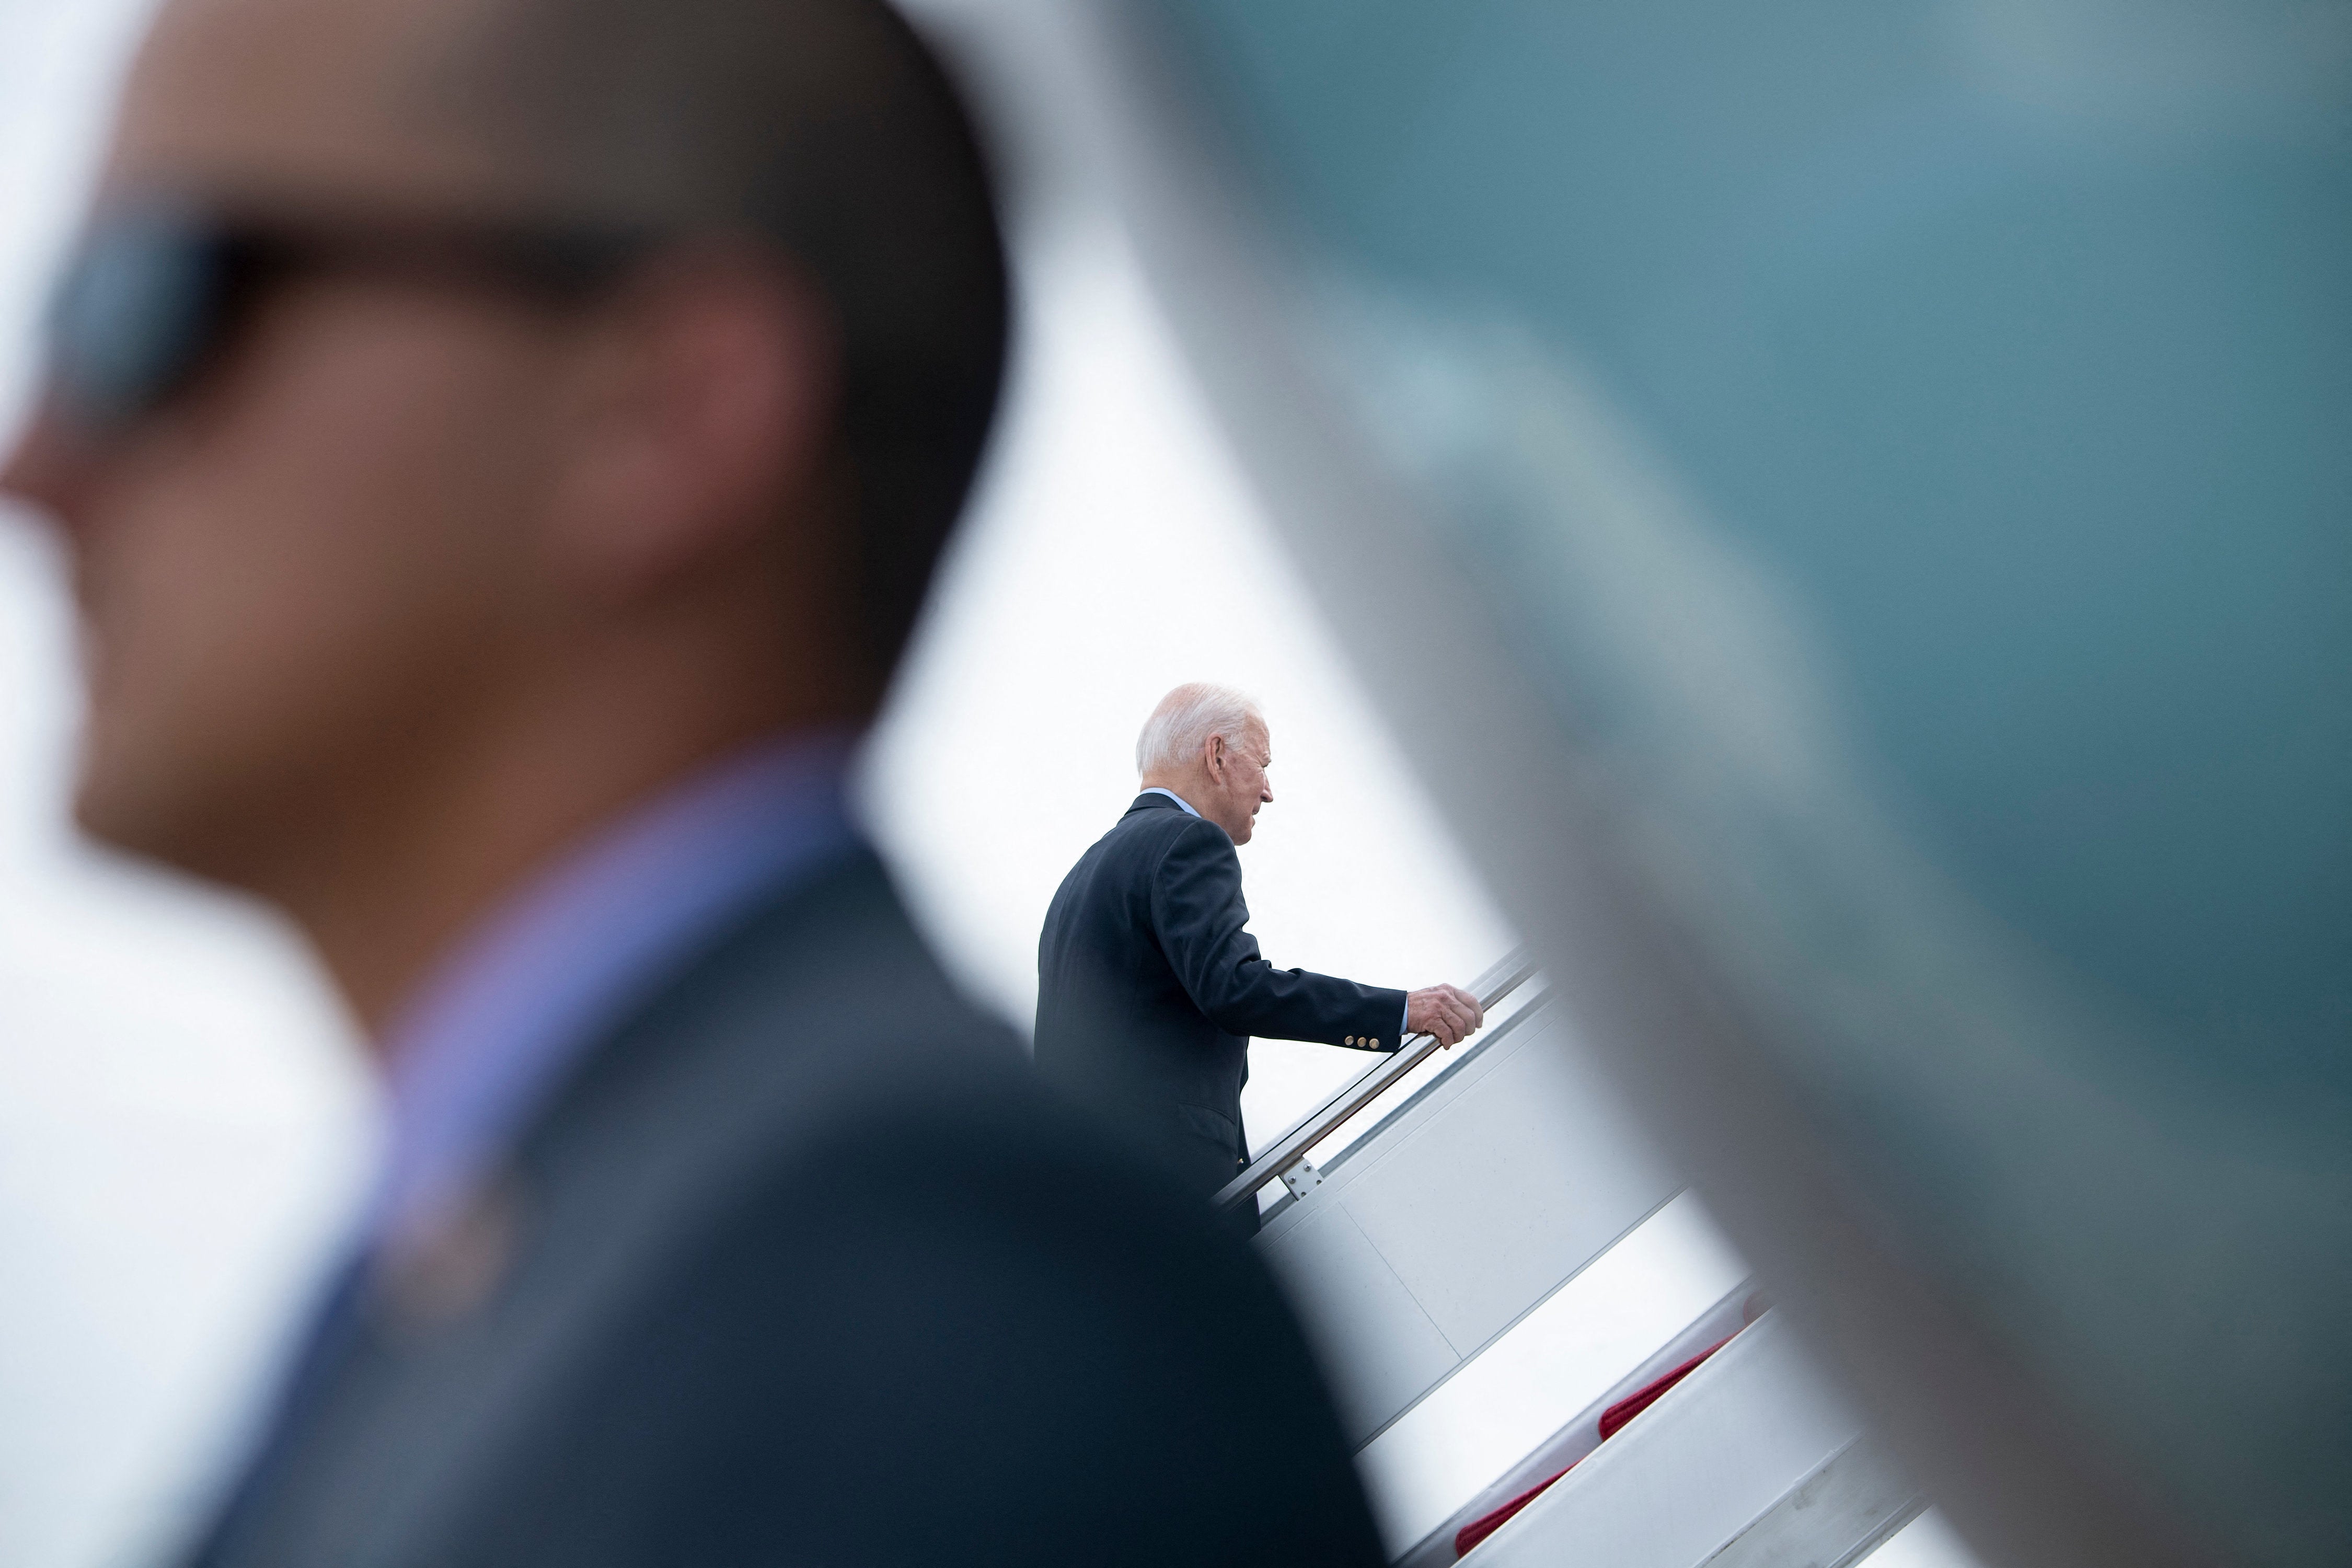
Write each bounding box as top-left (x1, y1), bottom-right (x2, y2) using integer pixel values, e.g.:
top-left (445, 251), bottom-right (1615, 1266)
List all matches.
top-left (1472, 1314), bottom-right (1864, 1568)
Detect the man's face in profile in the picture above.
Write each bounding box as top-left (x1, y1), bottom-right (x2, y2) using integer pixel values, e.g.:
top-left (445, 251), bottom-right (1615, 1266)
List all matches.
top-left (2, 0), bottom-right (565, 890)
top-left (1213, 721), bottom-right (1273, 846)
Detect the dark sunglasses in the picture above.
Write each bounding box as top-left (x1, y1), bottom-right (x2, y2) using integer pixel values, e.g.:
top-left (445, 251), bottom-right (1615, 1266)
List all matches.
top-left (41, 200), bottom-right (664, 441)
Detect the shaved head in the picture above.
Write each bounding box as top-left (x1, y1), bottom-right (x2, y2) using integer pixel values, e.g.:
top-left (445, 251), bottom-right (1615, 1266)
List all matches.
top-left (10, 0), bottom-right (1007, 1026)
top-left (112, 0), bottom-right (1007, 681)
top-left (116, 0), bottom-right (523, 207)
top-left (452, 0), bottom-right (1009, 676)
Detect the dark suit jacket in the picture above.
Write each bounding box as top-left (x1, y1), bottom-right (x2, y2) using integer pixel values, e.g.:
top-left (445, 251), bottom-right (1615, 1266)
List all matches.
top-left (1033, 793), bottom-right (1407, 1205)
top-left (182, 849), bottom-right (1383, 1568)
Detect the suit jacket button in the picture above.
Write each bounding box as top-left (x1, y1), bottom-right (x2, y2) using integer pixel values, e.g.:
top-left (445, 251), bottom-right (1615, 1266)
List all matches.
top-left (1344, 1035), bottom-right (1355, 1045)
top-left (1369, 1037), bottom-right (1380, 1047)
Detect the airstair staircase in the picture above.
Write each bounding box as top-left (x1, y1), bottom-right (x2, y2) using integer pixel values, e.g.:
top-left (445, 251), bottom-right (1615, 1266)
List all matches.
top-left (1236, 954), bottom-right (1958, 1567)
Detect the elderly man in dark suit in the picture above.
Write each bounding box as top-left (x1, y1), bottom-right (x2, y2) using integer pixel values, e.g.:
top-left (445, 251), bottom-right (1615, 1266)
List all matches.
top-left (1036, 683), bottom-right (1484, 1228)
top-left (0, 1), bottom-right (1387, 1563)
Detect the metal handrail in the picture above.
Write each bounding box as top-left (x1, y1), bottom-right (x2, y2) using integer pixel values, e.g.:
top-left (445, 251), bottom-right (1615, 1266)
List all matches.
top-left (1214, 948), bottom-right (1538, 1214)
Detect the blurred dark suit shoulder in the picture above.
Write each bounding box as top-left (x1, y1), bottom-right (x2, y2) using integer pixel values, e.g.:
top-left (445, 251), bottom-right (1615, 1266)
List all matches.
top-left (188, 849), bottom-right (1381, 1568)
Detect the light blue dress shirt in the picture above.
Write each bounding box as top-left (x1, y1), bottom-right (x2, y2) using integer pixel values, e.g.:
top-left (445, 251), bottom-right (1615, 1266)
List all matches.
top-left (1139, 785), bottom-right (1201, 817)
top-left (367, 730), bottom-right (859, 1253)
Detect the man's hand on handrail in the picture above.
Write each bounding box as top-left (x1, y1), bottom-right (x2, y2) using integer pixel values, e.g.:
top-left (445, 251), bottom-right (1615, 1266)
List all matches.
top-left (1406, 984), bottom-right (1484, 1047)
top-left (1213, 956), bottom-right (1531, 1213)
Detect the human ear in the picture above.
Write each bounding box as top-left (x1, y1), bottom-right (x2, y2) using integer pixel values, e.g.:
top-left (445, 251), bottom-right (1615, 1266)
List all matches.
top-left (540, 245), bottom-right (838, 599)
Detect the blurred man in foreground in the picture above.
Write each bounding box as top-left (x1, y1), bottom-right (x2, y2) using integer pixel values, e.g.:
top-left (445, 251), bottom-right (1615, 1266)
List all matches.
top-left (1036, 683), bottom-right (1483, 1230)
top-left (0, 1), bottom-right (1386, 1563)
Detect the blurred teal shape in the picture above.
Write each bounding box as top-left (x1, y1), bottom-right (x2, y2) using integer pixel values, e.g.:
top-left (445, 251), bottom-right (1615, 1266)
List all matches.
top-left (1140, 2), bottom-right (2350, 1563)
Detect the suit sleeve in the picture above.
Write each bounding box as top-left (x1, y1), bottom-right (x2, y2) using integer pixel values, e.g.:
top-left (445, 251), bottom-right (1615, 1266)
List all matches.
top-left (1148, 818), bottom-right (1409, 1051)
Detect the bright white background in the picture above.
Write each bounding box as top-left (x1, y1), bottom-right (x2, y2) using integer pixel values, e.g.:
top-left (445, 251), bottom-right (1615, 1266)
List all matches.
top-left (0, 3), bottom-right (1511, 1564)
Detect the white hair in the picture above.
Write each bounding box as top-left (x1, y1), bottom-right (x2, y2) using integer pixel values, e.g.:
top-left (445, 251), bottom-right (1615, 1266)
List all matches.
top-left (1136, 683), bottom-right (1265, 777)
